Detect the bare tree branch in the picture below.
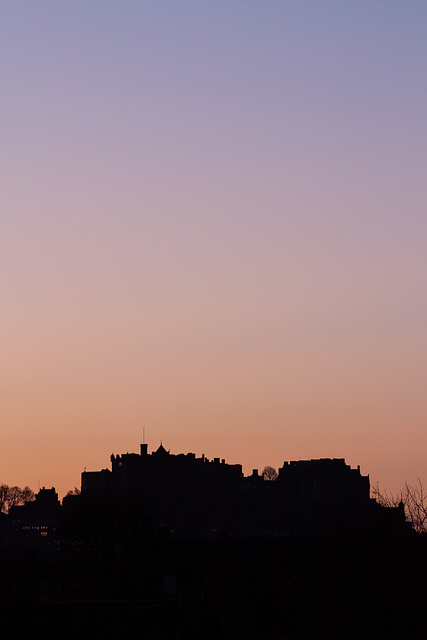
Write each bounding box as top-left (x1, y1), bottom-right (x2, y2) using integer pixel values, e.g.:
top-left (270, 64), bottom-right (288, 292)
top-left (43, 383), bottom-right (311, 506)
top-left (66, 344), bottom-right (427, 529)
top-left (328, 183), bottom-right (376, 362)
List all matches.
top-left (0, 484), bottom-right (35, 514)
top-left (372, 479), bottom-right (427, 534)
top-left (262, 466), bottom-right (278, 481)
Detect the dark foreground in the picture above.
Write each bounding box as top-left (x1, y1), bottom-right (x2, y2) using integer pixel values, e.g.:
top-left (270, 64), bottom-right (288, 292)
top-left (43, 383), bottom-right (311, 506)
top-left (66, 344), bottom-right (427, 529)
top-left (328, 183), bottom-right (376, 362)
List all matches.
top-left (1, 533), bottom-right (426, 639)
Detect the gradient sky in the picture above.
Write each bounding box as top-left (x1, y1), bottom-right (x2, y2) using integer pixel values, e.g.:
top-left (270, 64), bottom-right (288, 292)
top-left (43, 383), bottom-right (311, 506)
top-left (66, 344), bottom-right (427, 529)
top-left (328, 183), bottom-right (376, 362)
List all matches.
top-left (2, 1), bottom-right (426, 499)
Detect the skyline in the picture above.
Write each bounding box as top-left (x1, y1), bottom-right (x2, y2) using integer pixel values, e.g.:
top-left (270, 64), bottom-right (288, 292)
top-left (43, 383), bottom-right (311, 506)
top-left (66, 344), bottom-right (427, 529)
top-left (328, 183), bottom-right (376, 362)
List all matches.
top-left (2, 2), bottom-right (427, 499)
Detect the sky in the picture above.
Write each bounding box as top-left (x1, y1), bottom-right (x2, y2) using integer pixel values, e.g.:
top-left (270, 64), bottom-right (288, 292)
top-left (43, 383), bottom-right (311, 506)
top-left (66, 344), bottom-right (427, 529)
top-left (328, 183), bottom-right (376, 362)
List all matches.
top-left (1, 1), bottom-right (426, 499)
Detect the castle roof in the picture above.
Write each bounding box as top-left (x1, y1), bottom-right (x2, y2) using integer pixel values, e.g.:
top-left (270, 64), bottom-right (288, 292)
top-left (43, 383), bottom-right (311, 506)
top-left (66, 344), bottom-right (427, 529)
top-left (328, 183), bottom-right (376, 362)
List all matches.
top-left (154, 442), bottom-right (169, 456)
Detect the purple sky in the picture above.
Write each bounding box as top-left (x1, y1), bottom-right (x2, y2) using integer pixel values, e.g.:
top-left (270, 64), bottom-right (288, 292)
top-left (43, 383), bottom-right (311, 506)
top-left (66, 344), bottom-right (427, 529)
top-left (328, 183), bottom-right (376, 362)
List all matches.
top-left (1, 2), bottom-right (426, 498)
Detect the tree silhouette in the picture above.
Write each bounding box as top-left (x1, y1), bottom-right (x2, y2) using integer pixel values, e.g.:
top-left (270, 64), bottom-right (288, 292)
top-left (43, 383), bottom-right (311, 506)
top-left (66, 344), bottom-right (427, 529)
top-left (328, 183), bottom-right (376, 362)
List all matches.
top-left (0, 484), bottom-right (35, 514)
top-left (65, 487), bottom-right (81, 496)
top-left (262, 466), bottom-right (278, 481)
top-left (372, 479), bottom-right (427, 534)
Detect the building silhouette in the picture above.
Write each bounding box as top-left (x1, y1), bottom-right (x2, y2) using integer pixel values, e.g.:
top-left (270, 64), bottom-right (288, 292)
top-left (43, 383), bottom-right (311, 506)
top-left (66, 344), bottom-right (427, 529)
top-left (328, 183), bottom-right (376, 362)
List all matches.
top-left (80, 443), bottom-right (394, 538)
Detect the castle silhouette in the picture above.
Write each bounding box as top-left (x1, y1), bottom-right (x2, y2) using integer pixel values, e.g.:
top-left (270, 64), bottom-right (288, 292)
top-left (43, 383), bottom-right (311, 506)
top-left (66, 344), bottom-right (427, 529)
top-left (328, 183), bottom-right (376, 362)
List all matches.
top-left (80, 442), bottom-right (403, 538)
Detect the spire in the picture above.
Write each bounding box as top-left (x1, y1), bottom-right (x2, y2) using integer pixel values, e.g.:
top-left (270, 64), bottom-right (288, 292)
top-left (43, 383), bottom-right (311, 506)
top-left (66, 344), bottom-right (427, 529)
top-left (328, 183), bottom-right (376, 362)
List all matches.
top-left (155, 441), bottom-right (168, 456)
